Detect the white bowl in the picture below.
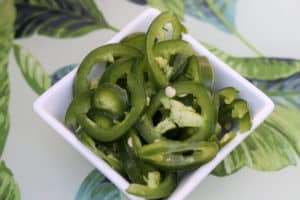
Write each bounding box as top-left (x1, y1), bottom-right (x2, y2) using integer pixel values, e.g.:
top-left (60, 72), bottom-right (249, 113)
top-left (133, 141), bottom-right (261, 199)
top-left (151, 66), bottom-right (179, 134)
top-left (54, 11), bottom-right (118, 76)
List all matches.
top-left (33, 8), bottom-right (274, 200)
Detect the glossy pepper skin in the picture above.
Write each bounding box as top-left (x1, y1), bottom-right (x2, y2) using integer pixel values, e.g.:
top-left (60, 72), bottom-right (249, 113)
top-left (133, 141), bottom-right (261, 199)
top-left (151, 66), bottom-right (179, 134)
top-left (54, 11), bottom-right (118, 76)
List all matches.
top-left (146, 11), bottom-right (187, 88)
top-left (126, 172), bottom-right (177, 200)
top-left (65, 56), bottom-right (146, 142)
top-left (74, 43), bottom-right (143, 95)
top-left (118, 129), bottom-right (156, 184)
top-left (121, 32), bottom-right (146, 52)
top-left (216, 87), bottom-right (252, 134)
top-left (137, 81), bottom-right (217, 143)
top-left (92, 83), bottom-right (129, 118)
top-left (153, 39), bottom-right (195, 80)
top-left (138, 139), bottom-right (219, 170)
top-left (77, 130), bottom-right (124, 174)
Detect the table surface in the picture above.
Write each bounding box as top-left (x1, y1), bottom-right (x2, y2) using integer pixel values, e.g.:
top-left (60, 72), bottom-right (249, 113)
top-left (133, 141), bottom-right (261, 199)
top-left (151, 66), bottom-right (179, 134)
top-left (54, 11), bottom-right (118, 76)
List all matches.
top-left (2, 0), bottom-right (300, 200)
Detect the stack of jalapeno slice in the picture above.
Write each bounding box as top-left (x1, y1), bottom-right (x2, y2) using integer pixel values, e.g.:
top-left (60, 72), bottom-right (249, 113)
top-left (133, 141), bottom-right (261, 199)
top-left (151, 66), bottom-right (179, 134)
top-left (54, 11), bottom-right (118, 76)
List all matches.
top-left (65, 11), bottom-right (252, 199)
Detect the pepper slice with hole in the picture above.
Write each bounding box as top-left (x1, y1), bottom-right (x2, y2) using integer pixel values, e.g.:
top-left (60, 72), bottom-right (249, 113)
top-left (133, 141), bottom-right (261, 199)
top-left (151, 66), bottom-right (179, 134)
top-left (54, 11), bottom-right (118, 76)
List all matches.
top-left (75, 43), bottom-right (143, 95)
top-left (220, 131), bottom-right (236, 148)
top-left (126, 172), bottom-right (177, 200)
top-left (65, 60), bottom-right (146, 142)
top-left (146, 11), bottom-right (187, 88)
top-left (137, 81), bottom-right (216, 143)
top-left (153, 39), bottom-right (195, 81)
top-left (77, 130), bottom-right (124, 174)
top-left (138, 139), bottom-right (219, 170)
top-left (218, 87), bottom-right (239, 105)
top-left (118, 129), bottom-right (156, 184)
top-left (121, 32), bottom-right (146, 51)
top-left (218, 98), bottom-right (251, 133)
top-left (173, 55), bottom-right (201, 83)
top-left (92, 83), bottom-right (129, 119)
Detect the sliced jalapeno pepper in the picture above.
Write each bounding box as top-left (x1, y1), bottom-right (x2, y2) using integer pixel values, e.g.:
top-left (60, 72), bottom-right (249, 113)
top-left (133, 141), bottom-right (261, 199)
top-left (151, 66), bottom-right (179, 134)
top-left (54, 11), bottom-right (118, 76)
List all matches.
top-left (218, 94), bottom-right (251, 134)
top-left (220, 131), bottom-right (236, 147)
top-left (137, 81), bottom-right (216, 143)
top-left (153, 39), bottom-right (195, 81)
top-left (146, 11), bottom-right (187, 88)
top-left (138, 139), bottom-right (219, 170)
top-left (99, 59), bottom-right (133, 84)
top-left (173, 55), bottom-right (201, 82)
top-left (173, 55), bottom-right (214, 90)
top-left (218, 87), bottom-right (239, 105)
top-left (75, 43), bottom-right (143, 95)
top-left (121, 32), bottom-right (146, 52)
top-left (118, 129), bottom-right (146, 184)
top-left (197, 56), bottom-right (214, 90)
top-left (126, 172), bottom-right (177, 200)
top-left (92, 83), bottom-right (129, 118)
top-left (118, 129), bottom-right (157, 184)
top-left (77, 130), bottom-right (124, 174)
top-left (66, 60), bottom-right (146, 142)
top-left (65, 91), bottom-right (91, 127)
top-left (240, 112), bottom-right (251, 133)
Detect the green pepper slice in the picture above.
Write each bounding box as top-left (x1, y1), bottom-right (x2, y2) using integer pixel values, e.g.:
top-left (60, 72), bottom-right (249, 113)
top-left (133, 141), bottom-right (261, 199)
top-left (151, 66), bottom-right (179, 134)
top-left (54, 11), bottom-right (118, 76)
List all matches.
top-left (146, 11), bottom-right (187, 88)
top-left (218, 87), bottom-right (239, 105)
top-left (138, 139), bottom-right (219, 170)
top-left (216, 87), bottom-right (252, 134)
top-left (118, 129), bottom-right (157, 185)
top-left (121, 32), bottom-right (146, 51)
top-left (126, 172), bottom-right (177, 200)
top-left (75, 43), bottom-right (143, 95)
top-left (92, 83), bottom-right (129, 118)
top-left (137, 81), bottom-right (216, 143)
top-left (77, 130), bottom-right (124, 174)
top-left (220, 131), bottom-right (236, 148)
top-left (65, 60), bottom-right (146, 142)
top-left (153, 39), bottom-right (195, 81)
top-left (118, 130), bottom-right (145, 184)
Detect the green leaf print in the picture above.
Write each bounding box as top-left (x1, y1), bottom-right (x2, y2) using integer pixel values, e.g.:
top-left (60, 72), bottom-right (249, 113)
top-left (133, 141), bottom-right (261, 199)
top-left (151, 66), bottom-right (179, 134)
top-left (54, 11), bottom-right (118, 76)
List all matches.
top-left (14, 0), bottom-right (117, 38)
top-left (213, 106), bottom-right (300, 176)
top-left (14, 44), bottom-right (51, 95)
top-left (185, 0), bottom-right (236, 33)
top-left (76, 169), bottom-right (121, 200)
top-left (208, 42), bottom-right (300, 176)
top-left (185, 0), bottom-right (262, 56)
top-left (205, 44), bottom-right (300, 80)
top-left (51, 64), bottom-right (77, 85)
top-left (0, 0), bottom-right (15, 156)
top-left (250, 72), bottom-right (300, 109)
top-left (147, 0), bottom-right (185, 20)
top-left (0, 161), bottom-right (21, 200)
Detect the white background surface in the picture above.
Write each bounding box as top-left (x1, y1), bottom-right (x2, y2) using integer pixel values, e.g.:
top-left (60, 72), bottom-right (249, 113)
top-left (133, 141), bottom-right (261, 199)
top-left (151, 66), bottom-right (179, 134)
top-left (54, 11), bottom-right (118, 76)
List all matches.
top-left (3, 0), bottom-right (300, 199)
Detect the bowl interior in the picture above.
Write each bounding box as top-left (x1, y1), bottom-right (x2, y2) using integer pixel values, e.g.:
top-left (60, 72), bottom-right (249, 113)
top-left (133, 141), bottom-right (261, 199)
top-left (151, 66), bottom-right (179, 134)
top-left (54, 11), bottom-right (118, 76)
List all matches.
top-left (34, 8), bottom-right (274, 200)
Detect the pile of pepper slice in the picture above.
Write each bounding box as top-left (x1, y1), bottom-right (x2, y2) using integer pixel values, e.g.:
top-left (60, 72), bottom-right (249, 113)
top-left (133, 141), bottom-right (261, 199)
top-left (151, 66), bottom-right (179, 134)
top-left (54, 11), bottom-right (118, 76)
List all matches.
top-left (65, 11), bottom-right (251, 199)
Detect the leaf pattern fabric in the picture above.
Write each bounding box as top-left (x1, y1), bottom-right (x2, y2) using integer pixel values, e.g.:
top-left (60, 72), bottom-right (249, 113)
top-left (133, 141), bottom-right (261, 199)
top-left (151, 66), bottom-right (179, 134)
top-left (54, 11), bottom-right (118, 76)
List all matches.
top-left (75, 169), bottom-right (121, 200)
top-left (15, 0), bottom-right (117, 38)
top-left (147, 0), bottom-right (185, 20)
top-left (0, 0), bottom-right (300, 199)
top-left (250, 73), bottom-right (300, 109)
top-left (13, 44), bottom-right (51, 95)
top-left (51, 64), bottom-right (77, 85)
top-left (204, 43), bottom-right (300, 176)
top-left (0, 161), bottom-right (21, 200)
top-left (185, 0), bottom-right (237, 33)
top-left (213, 106), bottom-right (300, 176)
top-left (0, 0), bottom-right (15, 157)
top-left (205, 44), bottom-right (300, 80)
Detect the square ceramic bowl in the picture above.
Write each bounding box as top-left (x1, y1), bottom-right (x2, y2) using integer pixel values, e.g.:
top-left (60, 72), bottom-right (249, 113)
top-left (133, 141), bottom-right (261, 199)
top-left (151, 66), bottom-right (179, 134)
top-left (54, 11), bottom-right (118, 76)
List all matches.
top-left (33, 8), bottom-right (274, 200)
